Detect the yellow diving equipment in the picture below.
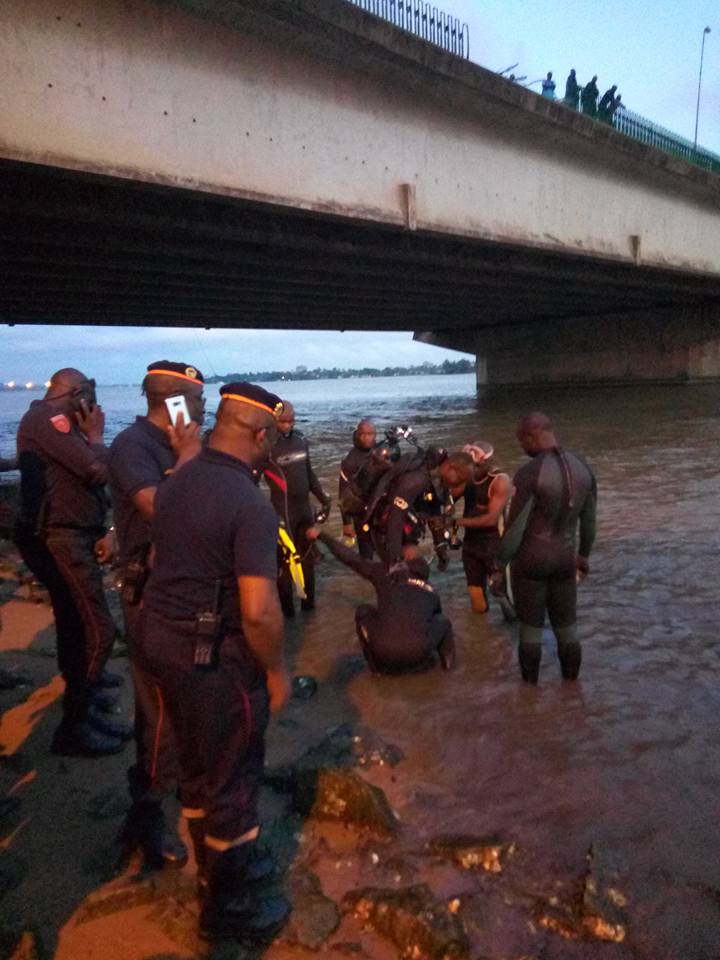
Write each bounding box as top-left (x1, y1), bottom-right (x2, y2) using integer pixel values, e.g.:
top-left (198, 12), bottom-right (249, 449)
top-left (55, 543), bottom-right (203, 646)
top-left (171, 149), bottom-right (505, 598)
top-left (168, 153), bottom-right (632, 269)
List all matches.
top-left (277, 524), bottom-right (306, 599)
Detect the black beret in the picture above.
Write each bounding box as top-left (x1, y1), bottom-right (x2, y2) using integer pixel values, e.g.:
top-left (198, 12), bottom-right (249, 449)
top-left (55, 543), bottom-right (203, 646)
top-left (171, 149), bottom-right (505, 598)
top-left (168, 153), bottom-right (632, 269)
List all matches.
top-left (146, 361), bottom-right (204, 384)
top-left (219, 381), bottom-right (284, 417)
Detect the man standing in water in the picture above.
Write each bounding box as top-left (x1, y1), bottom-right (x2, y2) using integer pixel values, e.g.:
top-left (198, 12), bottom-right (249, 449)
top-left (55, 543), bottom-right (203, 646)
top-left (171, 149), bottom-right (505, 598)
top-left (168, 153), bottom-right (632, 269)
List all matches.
top-left (438, 444), bottom-right (512, 616)
top-left (264, 401), bottom-right (330, 616)
top-left (338, 419), bottom-right (376, 558)
top-left (496, 413), bottom-right (597, 684)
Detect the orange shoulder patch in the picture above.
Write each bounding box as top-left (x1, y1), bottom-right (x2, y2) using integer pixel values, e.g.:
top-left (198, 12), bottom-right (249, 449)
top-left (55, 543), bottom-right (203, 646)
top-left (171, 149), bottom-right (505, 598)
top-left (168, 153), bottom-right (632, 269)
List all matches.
top-left (50, 414), bottom-right (71, 434)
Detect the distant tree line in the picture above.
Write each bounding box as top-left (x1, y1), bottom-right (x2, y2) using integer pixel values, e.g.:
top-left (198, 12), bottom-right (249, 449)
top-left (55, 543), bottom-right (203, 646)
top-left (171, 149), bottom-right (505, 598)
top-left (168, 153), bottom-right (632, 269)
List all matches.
top-left (205, 358), bottom-right (473, 384)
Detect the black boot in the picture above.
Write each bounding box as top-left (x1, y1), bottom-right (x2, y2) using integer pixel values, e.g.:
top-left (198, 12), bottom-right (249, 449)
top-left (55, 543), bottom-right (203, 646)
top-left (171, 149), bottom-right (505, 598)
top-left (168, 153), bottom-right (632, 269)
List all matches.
top-left (119, 802), bottom-right (188, 871)
top-left (558, 641), bottom-right (582, 680)
top-left (191, 822), bottom-right (274, 897)
top-left (518, 642), bottom-right (541, 684)
top-left (199, 844), bottom-right (289, 942)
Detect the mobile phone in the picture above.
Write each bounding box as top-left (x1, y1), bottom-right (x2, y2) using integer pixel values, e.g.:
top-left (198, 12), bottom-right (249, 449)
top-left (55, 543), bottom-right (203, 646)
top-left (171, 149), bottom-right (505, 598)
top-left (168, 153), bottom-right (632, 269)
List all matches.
top-left (165, 394), bottom-right (191, 427)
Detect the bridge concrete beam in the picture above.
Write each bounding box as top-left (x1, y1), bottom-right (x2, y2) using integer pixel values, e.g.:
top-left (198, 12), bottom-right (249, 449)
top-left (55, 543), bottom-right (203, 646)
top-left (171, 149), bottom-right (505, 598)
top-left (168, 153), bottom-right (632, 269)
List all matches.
top-left (417, 302), bottom-right (720, 386)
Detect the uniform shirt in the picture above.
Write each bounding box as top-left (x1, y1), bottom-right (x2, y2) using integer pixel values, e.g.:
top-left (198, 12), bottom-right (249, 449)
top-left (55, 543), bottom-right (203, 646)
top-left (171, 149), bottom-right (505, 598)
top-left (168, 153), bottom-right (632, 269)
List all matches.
top-left (16, 399), bottom-right (108, 531)
top-left (319, 533), bottom-right (442, 660)
top-left (143, 448), bottom-right (278, 626)
top-left (109, 417), bottom-right (175, 562)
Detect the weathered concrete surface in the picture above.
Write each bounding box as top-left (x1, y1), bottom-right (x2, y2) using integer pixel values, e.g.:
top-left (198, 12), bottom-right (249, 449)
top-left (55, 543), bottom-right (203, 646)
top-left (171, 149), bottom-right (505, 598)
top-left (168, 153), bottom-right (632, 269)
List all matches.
top-left (419, 302), bottom-right (720, 385)
top-left (1, 0), bottom-right (718, 274)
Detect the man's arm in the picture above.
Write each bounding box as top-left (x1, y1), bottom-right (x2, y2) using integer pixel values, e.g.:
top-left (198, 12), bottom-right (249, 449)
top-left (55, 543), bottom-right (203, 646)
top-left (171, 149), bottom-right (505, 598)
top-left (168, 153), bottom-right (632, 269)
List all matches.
top-left (36, 412), bottom-right (109, 485)
top-left (496, 463), bottom-right (539, 568)
top-left (237, 575), bottom-right (289, 713)
top-left (314, 530), bottom-right (383, 585)
top-left (305, 442), bottom-right (329, 509)
top-left (458, 474), bottom-right (513, 529)
top-left (577, 469), bottom-right (598, 578)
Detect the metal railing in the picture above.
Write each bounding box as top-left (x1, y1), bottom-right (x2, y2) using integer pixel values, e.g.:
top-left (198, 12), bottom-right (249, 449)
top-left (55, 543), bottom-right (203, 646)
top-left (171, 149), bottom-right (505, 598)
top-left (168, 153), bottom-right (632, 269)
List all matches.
top-left (612, 108), bottom-right (720, 174)
top-left (347, 0), bottom-right (470, 59)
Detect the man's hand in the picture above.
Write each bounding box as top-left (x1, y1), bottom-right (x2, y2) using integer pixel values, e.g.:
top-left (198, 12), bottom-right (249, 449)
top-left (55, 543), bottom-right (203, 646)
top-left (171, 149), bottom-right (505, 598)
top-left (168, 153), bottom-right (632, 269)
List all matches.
top-left (305, 526), bottom-right (321, 542)
top-left (95, 530), bottom-right (116, 564)
top-left (315, 501), bottom-right (331, 524)
top-left (266, 667), bottom-right (291, 713)
top-left (167, 416), bottom-right (201, 465)
top-left (342, 523), bottom-right (354, 538)
top-left (576, 555), bottom-right (590, 582)
top-left (76, 402), bottom-right (105, 444)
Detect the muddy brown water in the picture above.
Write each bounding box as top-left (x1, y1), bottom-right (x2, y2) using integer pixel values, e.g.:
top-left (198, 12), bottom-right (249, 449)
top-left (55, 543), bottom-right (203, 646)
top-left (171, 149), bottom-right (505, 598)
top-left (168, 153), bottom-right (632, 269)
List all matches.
top-left (1, 376), bottom-right (719, 957)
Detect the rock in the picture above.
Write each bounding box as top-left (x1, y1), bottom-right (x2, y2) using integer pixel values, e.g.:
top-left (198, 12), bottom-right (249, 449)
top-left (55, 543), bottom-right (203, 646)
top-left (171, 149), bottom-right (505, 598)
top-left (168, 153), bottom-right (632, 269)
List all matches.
top-left (292, 675), bottom-right (318, 700)
top-left (426, 835), bottom-right (517, 874)
top-left (0, 670), bottom-right (32, 691)
top-left (344, 883), bottom-right (469, 960)
top-left (533, 844), bottom-right (627, 944)
top-left (75, 871), bottom-right (196, 924)
top-left (580, 844), bottom-right (628, 942)
top-left (283, 868), bottom-right (341, 949)
top-left (0, 852), bottom-right (26, 904)
top-left (297, 769), bottom-right (400, 839)
top-left (269, 724), bottom-right (404, 781)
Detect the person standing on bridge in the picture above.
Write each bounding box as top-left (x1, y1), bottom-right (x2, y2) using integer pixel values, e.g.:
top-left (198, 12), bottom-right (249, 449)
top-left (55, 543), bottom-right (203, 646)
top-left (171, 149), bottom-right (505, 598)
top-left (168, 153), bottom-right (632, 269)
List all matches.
top-left (494, 413), bottom-right (597, 685)
top-left (598, 85), bottom-right (618, 123)
top-left (541, 71), bottom-right (556, 99)
top-left (564, 69), bottom-right (580, 109)
top-left (581, 76), bottom-right (599, 117)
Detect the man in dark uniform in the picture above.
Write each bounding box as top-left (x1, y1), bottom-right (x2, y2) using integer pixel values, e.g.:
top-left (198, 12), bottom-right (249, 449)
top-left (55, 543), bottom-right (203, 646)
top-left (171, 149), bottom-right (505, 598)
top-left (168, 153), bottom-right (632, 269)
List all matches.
top-left (264, 400), bottom-right (330, 616)
top-left (15, 369), bottom-right (130, 755)
top-left (581, 75), bottom-right (599, 116)
top-left (307, 527), bottom-right (455, 673)
top-left (367, 443), bottom-right (450, 569)
top-left (339, 419), bottom-right (376, 558)
top-left (109, 360), bottom-right (204, 869)
top-left (439, 444), bottom-right (512, 615)
top-left (137, 382), bottom-right (290, 942)
top-left (496, 412), bottom-right (597, 684)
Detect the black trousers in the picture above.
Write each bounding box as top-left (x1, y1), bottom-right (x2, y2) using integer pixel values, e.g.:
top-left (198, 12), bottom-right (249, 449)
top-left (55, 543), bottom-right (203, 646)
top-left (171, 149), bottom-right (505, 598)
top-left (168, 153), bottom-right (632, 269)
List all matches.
top-left (355, 604), bottom-right (453, 674)
top-left (15, 526), bottom-right (115, 723)
top-left (122, 595), bottom-right (179, 805)
top-left (138, 609), bottom-right (269, 842)
top-left (353, 518), bottom-right (374, 559)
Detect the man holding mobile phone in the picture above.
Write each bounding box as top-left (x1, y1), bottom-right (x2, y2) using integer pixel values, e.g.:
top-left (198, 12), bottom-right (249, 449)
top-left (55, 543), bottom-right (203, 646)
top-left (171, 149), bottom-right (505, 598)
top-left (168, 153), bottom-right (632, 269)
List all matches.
top-left (15, 368), bottom-right (129, 756)
top-left (109, 360), bottom-right (204, 870)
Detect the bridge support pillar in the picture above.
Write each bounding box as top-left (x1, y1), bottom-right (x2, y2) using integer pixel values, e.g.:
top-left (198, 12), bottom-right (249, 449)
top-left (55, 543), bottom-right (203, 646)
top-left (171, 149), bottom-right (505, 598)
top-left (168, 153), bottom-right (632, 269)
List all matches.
top-left (418, 303), bottom-right (720, 386)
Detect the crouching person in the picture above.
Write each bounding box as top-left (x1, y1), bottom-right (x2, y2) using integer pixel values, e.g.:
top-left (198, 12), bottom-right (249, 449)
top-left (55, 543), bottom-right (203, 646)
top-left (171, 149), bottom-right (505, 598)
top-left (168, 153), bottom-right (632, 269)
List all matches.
top-left (306, 527), bottom-right (455, 674)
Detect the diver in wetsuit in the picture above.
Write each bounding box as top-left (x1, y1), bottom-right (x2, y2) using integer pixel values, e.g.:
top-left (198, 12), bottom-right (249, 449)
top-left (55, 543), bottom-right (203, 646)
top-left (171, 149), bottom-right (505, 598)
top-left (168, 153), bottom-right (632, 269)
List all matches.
top-left (306, 527), bottom-right (455, 674)
top-left (264, 401), bottom-right (330, 616)
top-left (339, 419), bottom-right (376, 558)
top-left (367, 442), bottom-right (450, 568)
top-left (496, 412), bottom-right (597, 684)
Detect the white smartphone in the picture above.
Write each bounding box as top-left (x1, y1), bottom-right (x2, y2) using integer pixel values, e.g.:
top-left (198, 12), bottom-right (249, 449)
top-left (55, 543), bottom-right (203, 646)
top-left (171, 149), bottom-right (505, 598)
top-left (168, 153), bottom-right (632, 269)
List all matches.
top-left (165, 394), bottom-right (191, 427)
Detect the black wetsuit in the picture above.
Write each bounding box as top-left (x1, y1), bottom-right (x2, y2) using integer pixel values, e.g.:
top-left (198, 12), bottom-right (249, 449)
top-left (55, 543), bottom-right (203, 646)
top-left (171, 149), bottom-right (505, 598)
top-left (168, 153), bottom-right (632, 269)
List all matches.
top-left (460, 470), bottom-right (504, 592)
top-left (368, 454), bottom-right (447, 565)
top-left (265, 429), bottom-right (329, 613)
top-left (338, 441), bottom-right (374, 559)
top-left (498, 447), bottom-right (596, 681)
top-left (318, 533), bottom-right (454, 673)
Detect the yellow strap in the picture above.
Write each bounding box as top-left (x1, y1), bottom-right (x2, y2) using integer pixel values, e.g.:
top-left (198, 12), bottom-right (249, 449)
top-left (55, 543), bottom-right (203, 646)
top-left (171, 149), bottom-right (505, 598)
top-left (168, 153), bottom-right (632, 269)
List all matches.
top-left (277, 525), bottom-right (306, 599)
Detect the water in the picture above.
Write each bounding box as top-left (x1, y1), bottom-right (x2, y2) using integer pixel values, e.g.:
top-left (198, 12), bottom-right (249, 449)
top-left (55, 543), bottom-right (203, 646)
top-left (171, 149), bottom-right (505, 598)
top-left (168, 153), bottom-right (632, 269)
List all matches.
top-left (2, 374), bottom-right (720, 956)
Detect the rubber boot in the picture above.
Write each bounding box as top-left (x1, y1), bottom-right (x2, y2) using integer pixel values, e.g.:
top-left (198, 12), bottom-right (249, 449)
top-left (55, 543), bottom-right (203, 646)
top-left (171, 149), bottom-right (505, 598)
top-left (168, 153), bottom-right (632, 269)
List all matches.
top-left (518, 623), bottom-right (542, 684)
top-left (119, 802), bottom-right (188, 872)
top-left (192, 821), bottom-right (274, 897)
top-left (199, 844), bottom-right (289, 942)
top-left (556, 625), bottom-right (582, 680)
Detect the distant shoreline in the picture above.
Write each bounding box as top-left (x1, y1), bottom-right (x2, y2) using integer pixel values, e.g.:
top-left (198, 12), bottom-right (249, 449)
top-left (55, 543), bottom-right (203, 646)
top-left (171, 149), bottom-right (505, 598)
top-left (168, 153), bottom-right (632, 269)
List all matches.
top-left (1, 365), bottom-right (475, 391)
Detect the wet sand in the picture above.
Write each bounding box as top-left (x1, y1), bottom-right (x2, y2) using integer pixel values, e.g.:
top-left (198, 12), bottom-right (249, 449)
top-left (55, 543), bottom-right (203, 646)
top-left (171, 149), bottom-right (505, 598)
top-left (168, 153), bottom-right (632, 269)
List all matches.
top-left (1, 382), bottom-right (720, 959)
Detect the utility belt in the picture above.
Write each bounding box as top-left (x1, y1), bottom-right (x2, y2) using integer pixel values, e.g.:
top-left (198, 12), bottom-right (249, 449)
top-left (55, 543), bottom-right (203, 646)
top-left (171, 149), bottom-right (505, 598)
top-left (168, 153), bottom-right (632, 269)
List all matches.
top-left (167, 580), bottom-right (230, 672)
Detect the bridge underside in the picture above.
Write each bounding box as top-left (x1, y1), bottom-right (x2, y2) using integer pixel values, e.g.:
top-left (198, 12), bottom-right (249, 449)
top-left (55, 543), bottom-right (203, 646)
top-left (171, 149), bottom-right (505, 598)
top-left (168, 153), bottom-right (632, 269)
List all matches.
top-left (2, 160), bottom-right (720, 383)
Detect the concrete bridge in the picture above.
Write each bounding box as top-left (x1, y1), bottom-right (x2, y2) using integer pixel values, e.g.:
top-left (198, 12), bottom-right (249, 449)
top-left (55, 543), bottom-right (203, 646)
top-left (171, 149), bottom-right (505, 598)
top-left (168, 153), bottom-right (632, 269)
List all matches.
top-left (1, 0), bottom-right (719, 385)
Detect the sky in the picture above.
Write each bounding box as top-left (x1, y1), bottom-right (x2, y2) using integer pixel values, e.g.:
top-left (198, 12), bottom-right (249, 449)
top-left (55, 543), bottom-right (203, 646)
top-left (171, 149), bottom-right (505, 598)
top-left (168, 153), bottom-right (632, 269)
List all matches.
top-left (2, 0), bottom-right (717, 384)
